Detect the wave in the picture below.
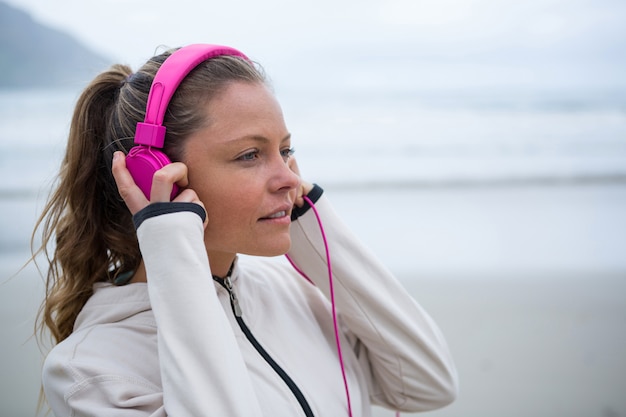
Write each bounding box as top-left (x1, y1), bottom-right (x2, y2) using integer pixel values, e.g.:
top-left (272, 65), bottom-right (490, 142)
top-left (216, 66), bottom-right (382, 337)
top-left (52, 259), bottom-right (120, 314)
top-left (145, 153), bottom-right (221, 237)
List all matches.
top-left (318, 173), bottom-right (626, 191)
top-left (2, 173), bottom-right (626, 201)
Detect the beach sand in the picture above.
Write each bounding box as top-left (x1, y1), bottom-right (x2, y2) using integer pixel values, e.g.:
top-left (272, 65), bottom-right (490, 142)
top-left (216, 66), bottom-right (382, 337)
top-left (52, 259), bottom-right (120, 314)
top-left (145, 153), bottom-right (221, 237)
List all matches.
top-left (2, 184), bottom-right (625, 417)
top-left (0, 258), bottom-right (46, 417)
top-left (373, 270), bottom-right (626, 417)
top-left (3, 262), bottom-right (625, 417)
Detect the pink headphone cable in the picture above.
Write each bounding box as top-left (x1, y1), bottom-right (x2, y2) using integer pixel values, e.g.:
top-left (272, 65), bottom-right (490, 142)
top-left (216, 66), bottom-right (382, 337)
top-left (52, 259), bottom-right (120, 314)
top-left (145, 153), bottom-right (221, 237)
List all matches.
top-left (285, 195), bottom-right (353, 417)
top-left (286, 196), bottom-right (403, 417)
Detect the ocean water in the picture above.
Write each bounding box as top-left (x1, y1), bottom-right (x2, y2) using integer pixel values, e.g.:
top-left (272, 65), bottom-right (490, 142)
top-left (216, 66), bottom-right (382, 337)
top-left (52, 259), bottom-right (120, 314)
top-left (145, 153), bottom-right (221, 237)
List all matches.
top-left (279, 88), bottom-right (626, 187)
top-left (2, 86), bottom-right (626, 269)
top-left (1, 87), bottom-right (626, 417)
top-left (2, 87), bottom-right (626, 196)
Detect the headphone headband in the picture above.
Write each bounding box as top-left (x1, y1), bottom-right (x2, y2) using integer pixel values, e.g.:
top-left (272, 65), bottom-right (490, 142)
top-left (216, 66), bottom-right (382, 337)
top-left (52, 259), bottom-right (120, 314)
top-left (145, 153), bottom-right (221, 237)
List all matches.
top-left (134, 44), bottom-right (249, 148)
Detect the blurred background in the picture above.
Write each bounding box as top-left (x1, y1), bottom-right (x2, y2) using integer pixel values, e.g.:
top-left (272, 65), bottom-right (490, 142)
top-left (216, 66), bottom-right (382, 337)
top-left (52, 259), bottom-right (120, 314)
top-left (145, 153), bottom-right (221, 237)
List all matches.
top-left (1, 0), bottom-right (625, 416)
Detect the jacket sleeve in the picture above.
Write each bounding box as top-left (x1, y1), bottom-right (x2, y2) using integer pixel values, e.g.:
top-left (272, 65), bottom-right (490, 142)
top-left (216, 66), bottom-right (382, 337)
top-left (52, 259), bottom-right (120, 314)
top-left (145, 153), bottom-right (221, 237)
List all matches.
top-left (287, 195), bottom-right (459, 412)
top-left (136, 208), bottom-right (263, 417)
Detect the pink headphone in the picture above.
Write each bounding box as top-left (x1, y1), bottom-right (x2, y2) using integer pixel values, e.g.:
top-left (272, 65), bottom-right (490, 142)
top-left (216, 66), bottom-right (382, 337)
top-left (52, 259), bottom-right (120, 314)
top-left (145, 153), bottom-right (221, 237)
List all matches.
top-left (126, 44), bottom-right (249, 199)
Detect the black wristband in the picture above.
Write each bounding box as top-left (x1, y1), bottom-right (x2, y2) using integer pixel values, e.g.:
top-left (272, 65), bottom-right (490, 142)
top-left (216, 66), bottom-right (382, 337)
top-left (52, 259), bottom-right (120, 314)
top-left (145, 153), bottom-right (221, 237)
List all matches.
top-left (291, 184), bottom-right (324, 221)
top-left (133, 202), bottom-right (207, 229)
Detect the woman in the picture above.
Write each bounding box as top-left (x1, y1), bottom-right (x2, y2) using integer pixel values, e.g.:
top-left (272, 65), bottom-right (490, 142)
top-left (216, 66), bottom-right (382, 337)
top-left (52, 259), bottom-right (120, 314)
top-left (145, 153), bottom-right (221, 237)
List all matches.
top-left (34, 43), bottom-right (458, 416)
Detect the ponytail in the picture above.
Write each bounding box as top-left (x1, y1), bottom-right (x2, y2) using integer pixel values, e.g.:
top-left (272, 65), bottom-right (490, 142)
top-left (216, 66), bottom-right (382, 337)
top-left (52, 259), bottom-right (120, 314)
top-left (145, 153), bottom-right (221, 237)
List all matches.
top-left (33, 64), bottom-right (141, 344)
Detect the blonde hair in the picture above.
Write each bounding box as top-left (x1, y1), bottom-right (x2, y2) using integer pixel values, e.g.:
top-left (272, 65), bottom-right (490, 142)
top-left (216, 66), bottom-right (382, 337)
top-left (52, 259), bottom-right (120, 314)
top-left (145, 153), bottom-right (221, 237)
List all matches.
top-left (32, 48), bottom-right (266, 344)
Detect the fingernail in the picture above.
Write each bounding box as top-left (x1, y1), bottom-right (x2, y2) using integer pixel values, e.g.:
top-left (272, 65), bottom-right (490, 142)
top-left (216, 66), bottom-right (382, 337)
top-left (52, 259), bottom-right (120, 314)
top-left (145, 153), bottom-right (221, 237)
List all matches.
top-left (113, 151), bottom-right (120, 161)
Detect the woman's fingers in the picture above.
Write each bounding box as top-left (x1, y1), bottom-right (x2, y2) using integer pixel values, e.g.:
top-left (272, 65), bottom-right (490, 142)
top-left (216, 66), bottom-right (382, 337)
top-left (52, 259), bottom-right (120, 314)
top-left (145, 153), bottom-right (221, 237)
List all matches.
top-left (112, 151), bottom-right (149, 215)
top-left (112, 151), bottom-right (202, 219)
top-left (149, 161), bottom-right (189, 203)
top-left (293, 180), bottom-right (314, 208)
top-left (287, 156), bottom-right (313, 208)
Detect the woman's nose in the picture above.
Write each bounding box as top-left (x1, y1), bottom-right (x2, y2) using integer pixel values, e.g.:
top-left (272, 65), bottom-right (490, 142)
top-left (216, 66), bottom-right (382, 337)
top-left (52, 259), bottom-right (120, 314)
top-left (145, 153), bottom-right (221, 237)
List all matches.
top-left (270, 154), bottom-right (300, 192)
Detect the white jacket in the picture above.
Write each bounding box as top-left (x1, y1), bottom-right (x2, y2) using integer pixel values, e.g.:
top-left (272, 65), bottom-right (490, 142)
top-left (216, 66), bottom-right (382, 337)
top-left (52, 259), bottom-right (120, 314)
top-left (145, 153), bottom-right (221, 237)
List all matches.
top-left (42, 195), bottom-right (458, 416)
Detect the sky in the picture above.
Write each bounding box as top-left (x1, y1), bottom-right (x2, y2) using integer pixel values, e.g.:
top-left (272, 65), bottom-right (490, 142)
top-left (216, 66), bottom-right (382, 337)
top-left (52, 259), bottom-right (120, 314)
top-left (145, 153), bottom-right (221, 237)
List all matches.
top-left (5, 0), bottom-right (626, 93)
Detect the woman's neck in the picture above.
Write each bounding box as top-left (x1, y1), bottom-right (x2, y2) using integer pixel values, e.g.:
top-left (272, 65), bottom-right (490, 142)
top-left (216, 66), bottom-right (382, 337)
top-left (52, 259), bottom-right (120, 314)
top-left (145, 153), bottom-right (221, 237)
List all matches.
top-left (129, 252), bottom-right (236, 283)
top-left (129, 261), bottom-right (147, 283)
top-left (208, 251), bottom-right (237, 279)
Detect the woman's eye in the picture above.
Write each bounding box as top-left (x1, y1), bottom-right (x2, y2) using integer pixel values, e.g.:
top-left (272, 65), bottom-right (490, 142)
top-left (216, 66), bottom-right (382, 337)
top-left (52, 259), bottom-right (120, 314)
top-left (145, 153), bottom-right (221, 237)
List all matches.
top-left (280, 147), bottom-right (295, 160)
top-left (238, 151), bottom-right (258, 161)
top-left (237, 147), bottom-right (293, 163)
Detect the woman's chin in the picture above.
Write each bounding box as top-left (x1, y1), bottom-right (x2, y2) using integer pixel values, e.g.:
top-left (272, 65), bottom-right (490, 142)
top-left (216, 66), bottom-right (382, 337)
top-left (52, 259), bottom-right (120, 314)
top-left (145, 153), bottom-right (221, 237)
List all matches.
top-left (245, 237), bottom-right (292, 258)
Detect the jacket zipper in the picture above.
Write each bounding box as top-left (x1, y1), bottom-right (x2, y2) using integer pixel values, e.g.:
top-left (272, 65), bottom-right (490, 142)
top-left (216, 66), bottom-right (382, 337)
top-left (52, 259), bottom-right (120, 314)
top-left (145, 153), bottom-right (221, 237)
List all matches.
top-left (214, 276), bottom-right (315, 417)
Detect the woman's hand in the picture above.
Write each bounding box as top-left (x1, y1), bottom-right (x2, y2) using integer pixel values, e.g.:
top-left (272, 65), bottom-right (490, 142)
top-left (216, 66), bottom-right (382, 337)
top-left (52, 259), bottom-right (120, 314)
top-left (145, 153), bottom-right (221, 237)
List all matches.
top-left (112, 151), bottom-right (207, 227)
top-left (287, 156), bottom-right (313, 208)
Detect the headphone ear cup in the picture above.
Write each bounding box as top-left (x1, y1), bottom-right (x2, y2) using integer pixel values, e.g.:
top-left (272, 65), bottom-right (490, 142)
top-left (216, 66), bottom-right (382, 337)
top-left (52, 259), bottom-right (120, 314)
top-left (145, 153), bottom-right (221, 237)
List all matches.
top-left (125, 146), bottom-right (179, 200)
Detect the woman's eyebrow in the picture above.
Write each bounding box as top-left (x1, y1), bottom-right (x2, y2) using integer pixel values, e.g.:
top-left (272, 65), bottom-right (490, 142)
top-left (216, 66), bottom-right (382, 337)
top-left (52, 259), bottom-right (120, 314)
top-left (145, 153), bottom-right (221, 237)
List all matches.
top-left (228, 133), bottom-right (292, 145)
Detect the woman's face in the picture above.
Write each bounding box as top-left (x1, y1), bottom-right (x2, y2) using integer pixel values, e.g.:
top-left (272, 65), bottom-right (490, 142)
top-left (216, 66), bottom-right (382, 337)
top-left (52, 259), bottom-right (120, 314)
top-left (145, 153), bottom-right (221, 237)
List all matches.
top-left (181, 81), bottom-right (300, 264)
